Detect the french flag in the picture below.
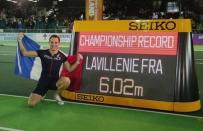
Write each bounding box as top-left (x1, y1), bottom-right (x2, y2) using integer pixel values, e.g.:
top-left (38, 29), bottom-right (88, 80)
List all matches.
top-left (15, 35), bottom-right (42, 81)
top-left (14, 35), bottom-right (83, 91)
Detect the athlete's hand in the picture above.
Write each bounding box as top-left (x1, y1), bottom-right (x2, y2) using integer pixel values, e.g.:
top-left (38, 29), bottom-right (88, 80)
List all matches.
top-left (76, 53), bottom-right (83, 64)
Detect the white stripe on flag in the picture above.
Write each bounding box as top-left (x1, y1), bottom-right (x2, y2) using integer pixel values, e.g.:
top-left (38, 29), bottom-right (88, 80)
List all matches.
top-left (30, 57), bottom-right (42, 81)
top-left (16, 44), bottom-right (22, 74)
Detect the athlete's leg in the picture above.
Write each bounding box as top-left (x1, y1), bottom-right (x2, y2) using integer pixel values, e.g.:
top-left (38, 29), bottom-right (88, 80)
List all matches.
top-left (54, 77), bottom-right (71, 105)
top-left (56, 76), bottom-right (71, 93)
top-left (28, 93), bottom-right (43, 107)
top-left (28, 78), bottom-right (49, 107)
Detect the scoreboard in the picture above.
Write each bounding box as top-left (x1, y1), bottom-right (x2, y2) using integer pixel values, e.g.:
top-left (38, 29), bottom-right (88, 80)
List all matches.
top-left (61, 19), bottom-right (201, 112)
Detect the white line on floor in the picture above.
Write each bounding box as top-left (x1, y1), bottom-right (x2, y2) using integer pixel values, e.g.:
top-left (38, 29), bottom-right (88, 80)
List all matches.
top-left (0, 93), bottom-right (203, 119)
top-left (0, 127), bottom-right (24, 131)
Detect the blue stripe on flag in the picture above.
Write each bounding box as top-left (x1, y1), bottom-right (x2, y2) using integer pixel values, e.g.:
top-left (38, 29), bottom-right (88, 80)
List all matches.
top-left (14, 35), bottom-right (41, 79)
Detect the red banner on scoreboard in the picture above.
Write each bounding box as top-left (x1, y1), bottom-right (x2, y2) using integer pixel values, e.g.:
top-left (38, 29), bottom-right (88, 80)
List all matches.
top-left (78, 32), bottom-right (178, 55)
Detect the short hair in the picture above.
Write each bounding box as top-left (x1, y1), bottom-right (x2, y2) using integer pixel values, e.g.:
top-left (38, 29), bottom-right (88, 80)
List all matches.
top-left (49, 35), bottom-right (60, 43)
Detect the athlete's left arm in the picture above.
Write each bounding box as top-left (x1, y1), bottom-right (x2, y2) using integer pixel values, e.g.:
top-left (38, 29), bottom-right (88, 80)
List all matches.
top-left (63, 54), bottom-right (82, 72)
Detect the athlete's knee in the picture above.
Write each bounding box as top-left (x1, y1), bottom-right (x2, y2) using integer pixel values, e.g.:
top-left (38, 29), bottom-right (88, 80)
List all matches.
top-left (27, 93), bottom-right (42, 107)
top-left (28, 99), bottom-right (37, 107)
top-left (28, 101), bottom-right (36, 107)
top-left (56, 77), bottom-right (71, 90)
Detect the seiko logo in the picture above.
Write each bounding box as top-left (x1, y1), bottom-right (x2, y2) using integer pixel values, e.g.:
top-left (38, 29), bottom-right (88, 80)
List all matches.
top-left (76, 93), bottom-right (104, 103)
top-left (129, 21), bottom-right (176, 31)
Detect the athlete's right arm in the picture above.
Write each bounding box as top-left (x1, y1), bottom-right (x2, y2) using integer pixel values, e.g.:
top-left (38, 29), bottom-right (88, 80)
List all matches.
top-left (17, 33), bottom-right (38, 57)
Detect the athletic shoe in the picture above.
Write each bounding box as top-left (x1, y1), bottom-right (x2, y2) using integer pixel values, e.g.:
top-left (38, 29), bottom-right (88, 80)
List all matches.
top-left (54, 93), bottom-right (64, 105)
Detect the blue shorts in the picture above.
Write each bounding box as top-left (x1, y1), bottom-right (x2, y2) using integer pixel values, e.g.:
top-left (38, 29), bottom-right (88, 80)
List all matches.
top-left (33, 76), bottom-right (59, 96)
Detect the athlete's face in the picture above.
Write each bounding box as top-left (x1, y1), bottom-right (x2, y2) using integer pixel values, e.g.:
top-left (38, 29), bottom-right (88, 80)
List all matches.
top-left (49, 37), bottom-right (60, 51)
